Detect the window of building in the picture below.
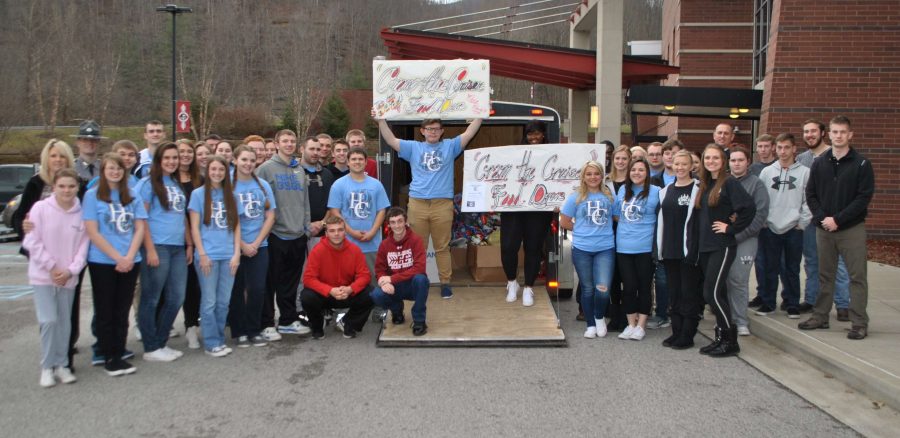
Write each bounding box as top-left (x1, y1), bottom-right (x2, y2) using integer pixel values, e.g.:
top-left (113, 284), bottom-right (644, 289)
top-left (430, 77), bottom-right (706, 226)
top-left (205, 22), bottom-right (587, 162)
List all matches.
top-left (752, 0), bottom-right (772, 87)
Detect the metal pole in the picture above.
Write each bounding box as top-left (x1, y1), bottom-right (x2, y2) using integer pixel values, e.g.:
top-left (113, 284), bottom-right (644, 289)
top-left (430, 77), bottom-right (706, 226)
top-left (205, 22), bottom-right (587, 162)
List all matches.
top-left (171, 12), bottom-right (177, 141)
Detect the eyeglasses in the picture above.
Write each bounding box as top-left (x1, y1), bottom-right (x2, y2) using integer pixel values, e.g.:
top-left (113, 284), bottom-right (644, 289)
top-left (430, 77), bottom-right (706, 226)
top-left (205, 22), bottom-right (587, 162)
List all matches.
top-left (422, 127), bottom-right (443, 133)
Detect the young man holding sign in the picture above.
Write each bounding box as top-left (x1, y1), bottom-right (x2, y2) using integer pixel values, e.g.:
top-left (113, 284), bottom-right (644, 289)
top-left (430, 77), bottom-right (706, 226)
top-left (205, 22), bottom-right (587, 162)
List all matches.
top-left (377, 117), bottom-right (482, 298)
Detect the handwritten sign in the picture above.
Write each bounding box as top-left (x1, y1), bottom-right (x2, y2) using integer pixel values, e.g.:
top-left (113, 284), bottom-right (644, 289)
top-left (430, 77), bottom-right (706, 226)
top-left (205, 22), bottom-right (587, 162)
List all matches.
top-left (373, 59), bottom-right (490, 120)
top-left (461, 143), bottom-right (607, 212)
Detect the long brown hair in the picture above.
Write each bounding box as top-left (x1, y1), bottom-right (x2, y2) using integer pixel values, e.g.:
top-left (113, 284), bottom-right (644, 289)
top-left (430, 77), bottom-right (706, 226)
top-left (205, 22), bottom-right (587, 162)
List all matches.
top-left (576, 161), bottom-right (613, 204)
top-left (696, 143), bottom-right (728, 208)
top-left (150, 142), bottom-right (182, 210)
top-left (97, 153), bottom-right (134, 206)
top-left (624, 158), bottom-right (651, 201)
top-left (176, 139), bottom-right (201, 188)
top-left (202, 155), bottom-right (238, 231)
top-left (607, 144), bottom-right (631, 183)
top-left (232, 145), bottom-right (270, 210)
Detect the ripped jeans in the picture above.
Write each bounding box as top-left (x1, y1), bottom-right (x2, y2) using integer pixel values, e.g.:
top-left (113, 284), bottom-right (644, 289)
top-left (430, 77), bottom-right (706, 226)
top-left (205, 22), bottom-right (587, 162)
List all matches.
top-left (572, 247), bottom-right (615, 327)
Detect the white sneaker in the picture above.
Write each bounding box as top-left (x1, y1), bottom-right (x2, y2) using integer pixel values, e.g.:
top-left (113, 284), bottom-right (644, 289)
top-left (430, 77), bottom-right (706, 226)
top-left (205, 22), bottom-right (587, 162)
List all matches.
top-left (40, 369), bottom-right (56, 388)
top-left (262, 327), bottom-right (282, 342)
top-left (618, 325), bottom-right (635, 339)
top-left (143, 348), bottom-right (176, 362)
top-left (134, 326), bottom-right (142, 341)
top-left (223, 345), bottom-right (233, 355)
top-left (737, 325), bottom-right (751, 336)
top-left (54, 367), bottom-right (77, 384)
top-left (162, 346), bottom-right (183, 359)
top-left (205, 346), bottom-right (228, 358)
top-left (506, 281), bottom-right (519, 303)
top-left (169, 328), bottom-right (180, 338)
top-left (629, 326), bottom-right (646, 341)
top-left (522, 287), bottom-right (534, 307)
top-left (583, 326), bottom-right (597, 338)
top-left (277, 320), bottom-right (311, 335)
top-left (185, 326), bottom-right (201, 349)
top-left (595, 318), bottom-right (607, 338)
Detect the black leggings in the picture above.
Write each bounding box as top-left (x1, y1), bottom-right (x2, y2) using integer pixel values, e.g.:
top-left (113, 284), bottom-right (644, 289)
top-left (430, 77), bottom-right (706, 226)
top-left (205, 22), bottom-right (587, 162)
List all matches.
top-left (182, 260), bottom-right (201, 329)
top-left (617, 252), bottom-right (654, 315)
top-left (699, 247), bottom-right (736, 329)
top-left (500, 211), bottom-right (553, 286)
top-left (664, 259), bottom-right (703, 321)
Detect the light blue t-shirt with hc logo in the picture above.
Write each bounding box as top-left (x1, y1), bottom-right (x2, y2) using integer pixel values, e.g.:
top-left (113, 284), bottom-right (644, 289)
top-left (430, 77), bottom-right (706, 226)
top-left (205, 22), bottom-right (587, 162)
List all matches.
top-left (82, 188), bottom-right (148, 265)
top-left (189, 186), bottom-right (236, 261)
top-left (327, 175), bottom-right (390, 253)
top-left (398, 136), bottom-right (462, 199)
top-left (136, 175), bottom-right (187, 246)
top-left (613, 184), bottom-right (660, 254)
top-left (233, 179), bottom-right (277, 248)
top-left (560, 191), bottom-right (615, 252)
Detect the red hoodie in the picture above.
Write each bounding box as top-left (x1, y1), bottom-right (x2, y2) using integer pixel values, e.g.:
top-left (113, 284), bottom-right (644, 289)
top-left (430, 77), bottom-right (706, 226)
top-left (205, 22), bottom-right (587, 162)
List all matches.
top-left (303, 238), bottom-right (371, 297)
top-left (375, 227), bottom-right (426, 284)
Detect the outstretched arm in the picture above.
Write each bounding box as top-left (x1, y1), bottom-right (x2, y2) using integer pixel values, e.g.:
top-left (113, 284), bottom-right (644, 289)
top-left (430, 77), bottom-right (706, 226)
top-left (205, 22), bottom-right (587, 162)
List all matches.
top-left (459, 118), bottom-right (483, 149)
top-left (377, 119), bottom-right (401, 152)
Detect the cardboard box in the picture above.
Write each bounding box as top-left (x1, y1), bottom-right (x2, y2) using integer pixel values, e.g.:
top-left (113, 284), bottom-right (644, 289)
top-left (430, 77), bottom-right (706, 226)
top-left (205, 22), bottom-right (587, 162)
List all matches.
top-left (467, 244), bottom-right (524, 282)
top-left (451, 246), bottom-right (468, 270)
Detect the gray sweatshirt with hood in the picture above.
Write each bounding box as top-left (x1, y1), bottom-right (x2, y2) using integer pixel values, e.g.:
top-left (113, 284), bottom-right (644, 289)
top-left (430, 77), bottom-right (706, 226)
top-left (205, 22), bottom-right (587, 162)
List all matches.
top-left (759, 160), bottom-right (811, 234)
top-left (255, 154), bottom-right (311, 240)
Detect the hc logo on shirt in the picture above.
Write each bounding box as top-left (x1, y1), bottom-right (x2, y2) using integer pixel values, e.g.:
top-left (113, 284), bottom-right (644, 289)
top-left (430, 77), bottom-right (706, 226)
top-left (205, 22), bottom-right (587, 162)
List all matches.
top-left (421, 151), bottom-right (443, 172)
top-left (349, 191), bottom-right (371, 219)
top-left (586, 201), bottom-right (608, 226)
top-left (238, 192), bottom-right (263, 219)
top-left (108, 203), bottom-right (134, 234)
top-left (212, 201), bottom-right (228, 229)
top-left (621, 198), bottom-right (644, 222)
top-left (167, 186), bottom-right (186, 212)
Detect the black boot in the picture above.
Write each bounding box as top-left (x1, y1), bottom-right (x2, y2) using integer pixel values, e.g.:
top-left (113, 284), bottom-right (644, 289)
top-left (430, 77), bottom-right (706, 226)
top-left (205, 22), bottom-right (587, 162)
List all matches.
top-left (707, 326), bottom-right (740, 358)
top-left (699, 326), bottom-right (721, 355)
top-left (662, 314), bottom-right (683, 347)
top-left (672, 317), bottom-right (698, 350)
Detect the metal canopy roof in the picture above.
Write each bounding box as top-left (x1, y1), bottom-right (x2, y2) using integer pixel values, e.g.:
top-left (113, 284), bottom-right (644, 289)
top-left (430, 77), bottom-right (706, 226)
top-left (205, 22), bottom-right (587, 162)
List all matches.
top-left (628, 85), bottom-right (764, 120)
top-left (380, 28), bottom-right (679, 90)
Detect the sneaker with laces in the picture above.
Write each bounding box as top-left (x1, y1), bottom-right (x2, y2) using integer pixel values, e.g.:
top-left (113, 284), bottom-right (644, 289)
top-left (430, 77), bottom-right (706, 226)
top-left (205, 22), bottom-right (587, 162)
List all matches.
top-left (162, 346), bottom-right (183, 359)
top-left (583, 326), bottom-right (597, 338)
top-left (343, 322), bottom-right (357, 339)
top-left (522, 287), bottom-right (534, 307)
top-left (506, 281), bottom-right (519, 303)
top-left (223, 345), bottom-right (233, 354)
top-left (236, 336), bottom-right (251, 348)
top-left (54, 367), bottom-right (77, 384)
top-left (595, 318), bottom-right (607, 338)
top-left (261, 327), bottom-right (282, 342)
top-left (412, 322), bottom-right (428, 336)
top-left (249, 335), bottom-right (268, 347)
top-left (205, 346), bottom-right (228, 358)
top-left (277, 321), bottom-right (311, 335)
top-left (787, 307), bottom-right (800, 319)
top-left (105, 358), bottom-right (136, 376)
top-left (618, 325), bottom-right (635, 339)
top-left (755, 305), bottom-right (776, 316)
top-left (40, 369), bottom-right (56, 387)
top-left (391, 312), bottom-right (405, 325)
top-left (629, 326), bottom-right (646, 341)
top-left (185, 326), bottom-right (201, 349)
top-left (748, 296), bottom-right (763, 308)
top-left (143, 348), bottom-right (177, 362)
top-left (737, 325), bottom-right (751, 336)
top-left (441, 285), bottom-right (453, 299)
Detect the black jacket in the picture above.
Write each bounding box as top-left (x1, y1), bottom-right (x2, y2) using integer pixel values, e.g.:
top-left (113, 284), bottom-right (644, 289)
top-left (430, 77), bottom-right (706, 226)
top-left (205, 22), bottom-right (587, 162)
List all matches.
top-left (806, 147), bottom-right (874, 230)
top-left (697, 175), bottom-right (756, 253)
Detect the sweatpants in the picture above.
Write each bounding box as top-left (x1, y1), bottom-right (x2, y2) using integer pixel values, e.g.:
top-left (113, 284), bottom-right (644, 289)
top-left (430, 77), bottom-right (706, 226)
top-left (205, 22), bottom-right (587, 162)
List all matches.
top-left (500, 211), bottom-right (553, 286)
top-left (299, 288), bottom-right (373, 334)
top-left (617, 252), bottom-right (654, 315)
top-left (664, 259), bottom-right (703, 322)
top-left (262, 234), bottom-right (307, 327)
top-left (700, 247), bottom-right (736, 329)
top-left (33, 285), bottom-right (75, 369)
top-left (727, 237), bottom-right (757, 328)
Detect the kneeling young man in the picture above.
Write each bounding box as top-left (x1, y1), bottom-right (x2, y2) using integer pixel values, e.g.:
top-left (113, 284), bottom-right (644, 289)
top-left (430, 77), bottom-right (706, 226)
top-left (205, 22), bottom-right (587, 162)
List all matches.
top-left (371, 207), bottom-right (429, 336)
top-left (300, 216), bottom-right (373, 339)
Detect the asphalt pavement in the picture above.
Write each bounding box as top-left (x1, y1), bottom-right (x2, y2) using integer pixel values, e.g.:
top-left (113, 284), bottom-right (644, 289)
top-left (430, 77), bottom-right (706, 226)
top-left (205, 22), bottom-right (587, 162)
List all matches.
top-left (0, 241), bottom-right (861, 437)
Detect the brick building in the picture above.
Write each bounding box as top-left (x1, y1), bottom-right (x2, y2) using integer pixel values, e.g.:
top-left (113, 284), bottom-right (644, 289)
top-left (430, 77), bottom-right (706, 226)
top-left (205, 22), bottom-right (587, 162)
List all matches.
top-left (659, 0), bottom-right (900, 238)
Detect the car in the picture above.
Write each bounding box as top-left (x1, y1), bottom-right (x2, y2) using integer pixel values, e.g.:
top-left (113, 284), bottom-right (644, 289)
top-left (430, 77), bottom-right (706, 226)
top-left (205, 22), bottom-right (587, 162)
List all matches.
top-left (0, 164), bottom-right (38, 205)
top-left (1, 194), bottom-right (20, 229)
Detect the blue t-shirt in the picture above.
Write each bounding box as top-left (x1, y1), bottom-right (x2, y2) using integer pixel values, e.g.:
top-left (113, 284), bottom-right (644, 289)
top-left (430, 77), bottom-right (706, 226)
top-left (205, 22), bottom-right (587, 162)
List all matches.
top-left (560, 191), bottom-right (615, 252)
top-left (613, 184), bottom-right (661, 254)
top-left (82, 188), bottom-right (148, 265)
top-left (188, 186), bottom-right (236, 261)
top-left (327, 174), bottom-right (390, 253)
top-left (661, 172), bottom-right (676, 187)
top-left (233, 178), bottom-right (276, 247)
top-left (136, 175), bottom-right (187, 246)
top-left (398, 136), bottom-right (462, 199)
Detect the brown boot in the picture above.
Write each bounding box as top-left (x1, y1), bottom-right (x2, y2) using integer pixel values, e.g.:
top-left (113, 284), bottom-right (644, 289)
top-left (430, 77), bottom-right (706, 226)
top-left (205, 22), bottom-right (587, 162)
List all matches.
top-left (836, 308), bottom-right (850, 322)
top-left (847, 326), bottom-right (867, 340)
top-left (798, 317), bottom-right (829, 330)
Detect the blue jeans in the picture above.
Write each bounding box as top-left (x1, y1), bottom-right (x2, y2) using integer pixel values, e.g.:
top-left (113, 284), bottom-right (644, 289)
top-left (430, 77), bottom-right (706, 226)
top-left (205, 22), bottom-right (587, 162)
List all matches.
top-left (370, 274), bottom-right (430, 323)
top-left (803, 223), bottom-right (850, 308)
top-left (760, 228), bottom-right (803, 308)
top-left (196, 259), bottom-right (236, 350)
top-left (229, 248), bottom-right (268, 339)
top-left (572, 247), bottom-right (614, 327)
top-left (653, 259), bottom-right (668, 319)
top-left (139, 245), bottom-right (187, 352)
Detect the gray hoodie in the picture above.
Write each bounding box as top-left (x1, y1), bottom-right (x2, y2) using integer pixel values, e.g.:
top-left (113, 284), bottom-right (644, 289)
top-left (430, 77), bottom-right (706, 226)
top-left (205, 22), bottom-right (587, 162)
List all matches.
top-left (733, 173), bottom-right (769, 243)
top-left (255, 154), bottom-right (311, 240)
top-left (759, 160), bottom-right (811, 234)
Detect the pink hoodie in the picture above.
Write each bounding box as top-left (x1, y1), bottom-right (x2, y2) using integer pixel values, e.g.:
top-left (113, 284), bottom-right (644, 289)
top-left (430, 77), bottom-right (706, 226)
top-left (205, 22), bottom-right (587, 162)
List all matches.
top-left (22, 195), bottom-right (89, 288)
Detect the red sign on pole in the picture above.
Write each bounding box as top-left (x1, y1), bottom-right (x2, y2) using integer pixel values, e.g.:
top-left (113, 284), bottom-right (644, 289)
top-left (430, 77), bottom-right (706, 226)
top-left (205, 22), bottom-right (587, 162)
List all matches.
top-left (176, 100), bottom-right (191, 133)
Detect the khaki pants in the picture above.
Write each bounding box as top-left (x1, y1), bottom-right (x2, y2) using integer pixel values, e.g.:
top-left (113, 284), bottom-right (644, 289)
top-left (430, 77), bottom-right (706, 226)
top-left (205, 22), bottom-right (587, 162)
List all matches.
top-left (814, 222), bottom-right (869, 327)
top-left (407, 197), bottom-right (453, 284)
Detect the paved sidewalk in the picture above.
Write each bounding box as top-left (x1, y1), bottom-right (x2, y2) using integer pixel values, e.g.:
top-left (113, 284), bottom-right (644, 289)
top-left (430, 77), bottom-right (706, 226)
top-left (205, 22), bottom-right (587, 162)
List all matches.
top-left (702, 261), bottom-right (900, 412)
